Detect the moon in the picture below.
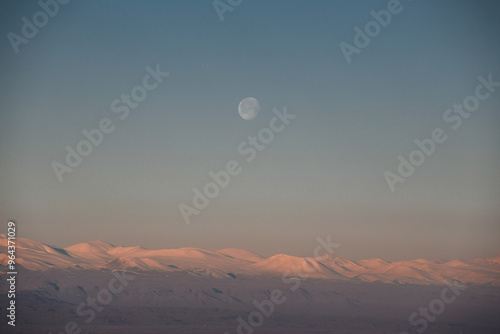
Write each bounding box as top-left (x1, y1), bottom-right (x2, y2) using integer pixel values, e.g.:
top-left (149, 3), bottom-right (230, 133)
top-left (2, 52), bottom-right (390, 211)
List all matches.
top-left (238, 97), bottom-right (260, 120)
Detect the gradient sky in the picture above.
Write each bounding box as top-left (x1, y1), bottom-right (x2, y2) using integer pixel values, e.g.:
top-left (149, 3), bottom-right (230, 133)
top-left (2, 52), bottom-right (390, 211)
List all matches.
top-left (1, 0), bottom-right (499, 261)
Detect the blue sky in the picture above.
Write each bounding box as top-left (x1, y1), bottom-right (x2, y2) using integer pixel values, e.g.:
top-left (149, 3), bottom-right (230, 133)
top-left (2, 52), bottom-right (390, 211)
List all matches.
top-left (1, 0), bottom-right (499, 260)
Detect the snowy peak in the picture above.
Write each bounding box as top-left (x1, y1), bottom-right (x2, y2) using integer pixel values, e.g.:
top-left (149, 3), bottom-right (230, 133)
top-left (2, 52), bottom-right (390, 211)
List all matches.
top-left (253, 253), bottom-right (307, 271)
top-left (1, 234), bottom-right (69, 256)
top-left (217, 248), bottom-right (265, 263)
top-left (0, 234), bottom-right (86, 270)
top-left (252, 254), bottom-right (349, 280)
top-left (107, 245), bottom-right (149, 257)
top-left (65, 240), bottom-right (115, 254)
top-left (357, 258), bottom-right (391, 269)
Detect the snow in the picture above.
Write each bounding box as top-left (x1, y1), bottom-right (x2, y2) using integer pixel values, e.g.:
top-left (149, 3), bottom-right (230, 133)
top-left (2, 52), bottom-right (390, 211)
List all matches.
top-left (216, 248), bottom-right (265, 263)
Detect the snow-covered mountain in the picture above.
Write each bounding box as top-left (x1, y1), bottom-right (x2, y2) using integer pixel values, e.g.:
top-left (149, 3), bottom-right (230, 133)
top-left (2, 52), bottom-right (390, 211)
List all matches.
top-left (1, 234), bottom-right (499, 285)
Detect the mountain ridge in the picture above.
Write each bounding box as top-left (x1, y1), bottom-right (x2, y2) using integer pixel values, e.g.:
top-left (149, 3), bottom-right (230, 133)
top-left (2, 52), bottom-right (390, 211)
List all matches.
top-left (1, 234), bottom-right (499, 286)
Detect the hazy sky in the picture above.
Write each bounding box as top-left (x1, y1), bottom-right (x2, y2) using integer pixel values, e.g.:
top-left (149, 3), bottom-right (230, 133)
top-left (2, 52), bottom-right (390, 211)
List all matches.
top-left (1, 0), bottom-right (499, 261)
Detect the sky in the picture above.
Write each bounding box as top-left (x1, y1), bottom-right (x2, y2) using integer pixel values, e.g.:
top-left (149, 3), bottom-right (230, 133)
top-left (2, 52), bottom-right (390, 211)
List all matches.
top-left (0, 0), bottom-right (499, 261)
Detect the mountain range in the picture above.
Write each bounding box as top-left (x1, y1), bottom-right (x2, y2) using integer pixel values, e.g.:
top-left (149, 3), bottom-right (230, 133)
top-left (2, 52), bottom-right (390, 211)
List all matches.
top-left (2, 234), bottom-right (499, 286)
